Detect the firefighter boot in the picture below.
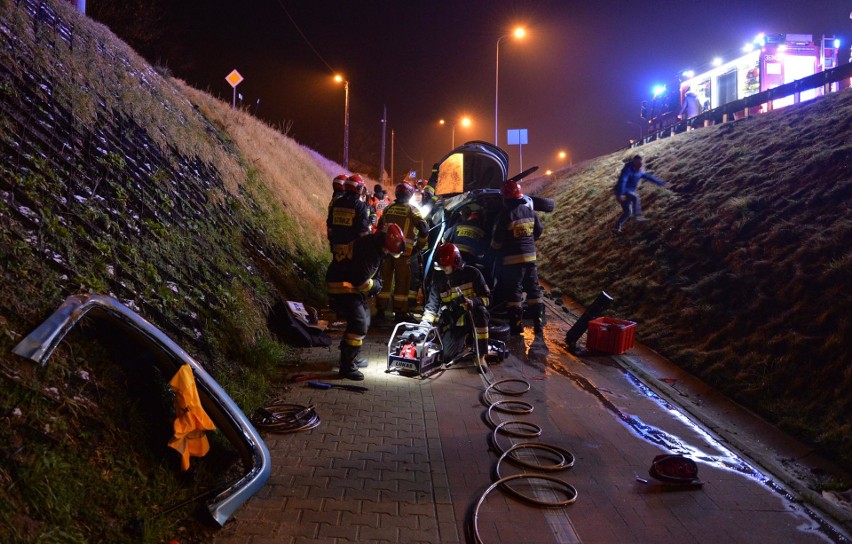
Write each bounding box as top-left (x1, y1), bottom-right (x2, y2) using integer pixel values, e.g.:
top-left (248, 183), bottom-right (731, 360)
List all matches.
top-left (509, 307), bottom-right (524, 336)
top-left (338, 345), bottom-right (365, 381)
top-left (532, 304), bottom-right (545, 336)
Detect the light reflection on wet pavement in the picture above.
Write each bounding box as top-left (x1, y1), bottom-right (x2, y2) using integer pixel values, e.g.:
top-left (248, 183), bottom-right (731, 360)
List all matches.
top-left (508, 313), bottom-right (851, 543)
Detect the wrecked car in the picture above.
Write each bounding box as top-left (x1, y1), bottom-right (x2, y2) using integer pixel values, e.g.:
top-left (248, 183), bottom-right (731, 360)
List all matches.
top-left (420, 141), bottom-right (555, 314)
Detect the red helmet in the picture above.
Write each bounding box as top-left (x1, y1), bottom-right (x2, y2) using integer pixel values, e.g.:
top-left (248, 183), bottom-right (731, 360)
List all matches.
top-left (437, 243), bottom-right (463, 270)
top-left (501, 180), bottom-right (522, 200)
top-left (345, 173), bottom-right (365, 193)
top-left (395, 182), bottom-right (414, 201)
top-left (383, 223), bottom-right (406, 257)
top-left (332, 174), bottom-right (347, 191)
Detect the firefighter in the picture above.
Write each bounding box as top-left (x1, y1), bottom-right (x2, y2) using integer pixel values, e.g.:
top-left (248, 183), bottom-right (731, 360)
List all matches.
top-left (420, 243), bottom-right (490, 367)
top-left (327, 223), bottom-right (406, 380)
top-left (327, 173), bottom-right (372, 262)
top-left (330, 173), bottom-right (347, 203)
top-left (490, 180), bottom-right (544, 336)
top-left (444, 205), bottom-right (487, 268)
top-left (376, 182), bottom-right (428, 321)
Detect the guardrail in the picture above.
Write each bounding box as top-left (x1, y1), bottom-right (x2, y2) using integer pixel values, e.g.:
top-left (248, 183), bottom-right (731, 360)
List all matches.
top-left (634, 62), bottom-right (852, 147)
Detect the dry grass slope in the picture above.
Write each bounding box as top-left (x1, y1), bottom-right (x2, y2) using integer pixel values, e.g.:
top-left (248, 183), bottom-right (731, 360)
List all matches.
top-left (0, 0), bottom-right (344, 541)
top-left (537, 88), bottom-right (852, 465)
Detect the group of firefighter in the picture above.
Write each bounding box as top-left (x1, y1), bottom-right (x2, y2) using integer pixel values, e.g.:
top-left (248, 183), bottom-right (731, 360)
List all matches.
top-left (325, 170), bottom-right (544, 381)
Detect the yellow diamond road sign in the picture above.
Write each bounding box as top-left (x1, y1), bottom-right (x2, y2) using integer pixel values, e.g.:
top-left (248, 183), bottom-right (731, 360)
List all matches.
top-left (226, 69), bottom-right (244, 88)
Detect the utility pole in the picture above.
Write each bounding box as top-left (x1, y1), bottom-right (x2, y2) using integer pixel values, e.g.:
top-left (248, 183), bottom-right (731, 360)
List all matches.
top-left (390, 130), bottom-right (395, 185)
top-left (380, 105), bottom-right (387, 182)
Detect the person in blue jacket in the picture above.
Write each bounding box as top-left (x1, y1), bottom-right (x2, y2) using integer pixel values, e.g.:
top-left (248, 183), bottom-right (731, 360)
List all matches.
top-left (613, 154), bottom-right (666, 233)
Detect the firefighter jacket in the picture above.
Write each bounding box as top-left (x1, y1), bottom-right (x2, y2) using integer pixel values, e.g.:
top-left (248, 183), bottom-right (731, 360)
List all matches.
top-left (422, 264), bottom-right (490, 326)
top-left (490, 198), bottom-right (543, 265)
top-left (326, 233), bottom-right (386, 298)
top-left (327, 192), bottom-right (372, 261)
top-left (377, 200), bottom-right (428, 257)
top-left (445, 216), bottom-right (487, 263)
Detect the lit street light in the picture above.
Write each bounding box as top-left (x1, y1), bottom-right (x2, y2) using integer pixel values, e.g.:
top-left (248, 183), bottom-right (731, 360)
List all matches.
top-left (495, 26), bottom-right (526, 146)
top-left (334, 74), bottom-right (350, 169)
top-left (558, 150), bottom-right (572, 166)
top-left (439, 116), bottom-right (472, 148)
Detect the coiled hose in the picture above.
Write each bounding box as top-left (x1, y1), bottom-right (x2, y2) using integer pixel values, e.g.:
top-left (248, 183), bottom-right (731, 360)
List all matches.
top-left (470, 365), bottom-right (578, 543)
top-left (251, 402), bottom-right (320, 433)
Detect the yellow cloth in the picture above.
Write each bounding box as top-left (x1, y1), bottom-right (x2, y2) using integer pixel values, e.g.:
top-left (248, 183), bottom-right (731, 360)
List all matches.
top-left (167, 364), bottom-right (216, 471)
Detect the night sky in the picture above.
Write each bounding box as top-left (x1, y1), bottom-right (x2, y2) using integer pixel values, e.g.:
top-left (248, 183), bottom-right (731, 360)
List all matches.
top-left (108, 0), bottom-right (851, 179)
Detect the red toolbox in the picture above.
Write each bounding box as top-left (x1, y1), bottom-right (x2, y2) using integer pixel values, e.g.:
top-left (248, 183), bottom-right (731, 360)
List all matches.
top-left (586, 317), bottom-right (636, 354)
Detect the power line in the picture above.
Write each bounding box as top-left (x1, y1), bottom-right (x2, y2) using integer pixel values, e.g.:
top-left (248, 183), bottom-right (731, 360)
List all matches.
top-left (274, 0), bottom-right (335, 74)
top-left (394, 135), bottom-right (420, 164)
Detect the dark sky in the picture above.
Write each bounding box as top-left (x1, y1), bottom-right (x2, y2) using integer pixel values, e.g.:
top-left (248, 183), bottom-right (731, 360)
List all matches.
top-left (123, 0), bottom-right (850, 178)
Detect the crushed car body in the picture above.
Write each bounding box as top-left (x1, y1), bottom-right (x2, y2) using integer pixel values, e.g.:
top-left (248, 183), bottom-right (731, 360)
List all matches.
top-left (12, 293), bottom-right (271, 527)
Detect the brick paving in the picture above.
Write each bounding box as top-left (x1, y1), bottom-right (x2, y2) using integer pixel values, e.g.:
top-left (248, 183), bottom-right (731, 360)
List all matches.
top-left (214, 307), bottom-right (847, 544)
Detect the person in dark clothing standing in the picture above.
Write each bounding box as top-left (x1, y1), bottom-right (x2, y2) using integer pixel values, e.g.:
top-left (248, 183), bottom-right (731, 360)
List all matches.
top-left (327, 173), bottom-right (372, 262)
top-left (420, 243), bottom-right (490, 367)
top-left (491, 180), bottom-right (544, 336)
top-left (613, 154), bottom-right (666, 233)
top-left (326, 224), bottom-right (406, 380)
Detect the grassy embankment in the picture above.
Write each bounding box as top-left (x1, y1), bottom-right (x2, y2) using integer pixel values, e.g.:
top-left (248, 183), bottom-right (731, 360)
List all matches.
top-left (0, 1), bottom-right (345, 541)
top-left (536, 88), bottom-right (852, 470)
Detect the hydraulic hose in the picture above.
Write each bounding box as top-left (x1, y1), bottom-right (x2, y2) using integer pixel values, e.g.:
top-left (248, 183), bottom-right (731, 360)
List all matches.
top-left (470, 363), bottom-right (578, 544)
top-left (251, 402), bottom-right (319, 433)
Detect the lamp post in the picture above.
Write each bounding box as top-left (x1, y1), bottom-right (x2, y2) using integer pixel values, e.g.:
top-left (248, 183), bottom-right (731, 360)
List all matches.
top-left (439, 116), bottom-right (472, 148)
top-left (558, 150), bottom-right (572, 167)
top-left (495, 26), bottom-right (526, 145)
top-left (334, 75), bottom-right (350, 169)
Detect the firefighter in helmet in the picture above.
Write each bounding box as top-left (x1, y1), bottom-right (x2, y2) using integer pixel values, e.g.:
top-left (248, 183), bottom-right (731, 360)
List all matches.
top-left (330, 173), bottom-right (347, 203)
top-left (326, 223), bottom-right (406, 380)
top-left (420, 243), bottom-right (490, 367)
top-left (327, 173), bottom-right (372, 261)
top-left (376, 182), bottom-right (428, 321)
top-left (490, 180), bottom-right (544, 336)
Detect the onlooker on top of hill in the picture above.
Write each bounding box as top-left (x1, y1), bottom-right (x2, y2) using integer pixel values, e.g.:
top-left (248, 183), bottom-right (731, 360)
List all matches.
top-left (613, 154), bottom-right (666, 233)
top-left (679, 87), bottom-right (702, 131)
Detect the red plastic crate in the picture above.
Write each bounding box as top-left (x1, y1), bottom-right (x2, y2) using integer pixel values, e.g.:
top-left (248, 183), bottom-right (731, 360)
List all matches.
top-left (586, 317), bottom-right (636, 354)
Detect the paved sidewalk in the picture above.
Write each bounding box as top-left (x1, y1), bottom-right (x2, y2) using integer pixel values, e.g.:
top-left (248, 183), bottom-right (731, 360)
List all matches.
top-left (214, 335), bottom-right (459, 544)
top-left (214, 306), bottom-right (850, 544)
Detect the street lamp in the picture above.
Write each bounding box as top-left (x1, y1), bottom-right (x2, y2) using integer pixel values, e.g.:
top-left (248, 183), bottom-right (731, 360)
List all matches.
top-left (495, 26), bottom-right (526, 145)
top-left (558, 150), bottom-right (572, 166)
top-left (439, 116), bottom-right (472, 148)
top-left (334, 74), bottom-right (350, 169)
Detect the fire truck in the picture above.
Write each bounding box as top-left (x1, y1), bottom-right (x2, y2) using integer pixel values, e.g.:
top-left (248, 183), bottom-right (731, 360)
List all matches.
top-left (645, 33), bottom-right (842, 131)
